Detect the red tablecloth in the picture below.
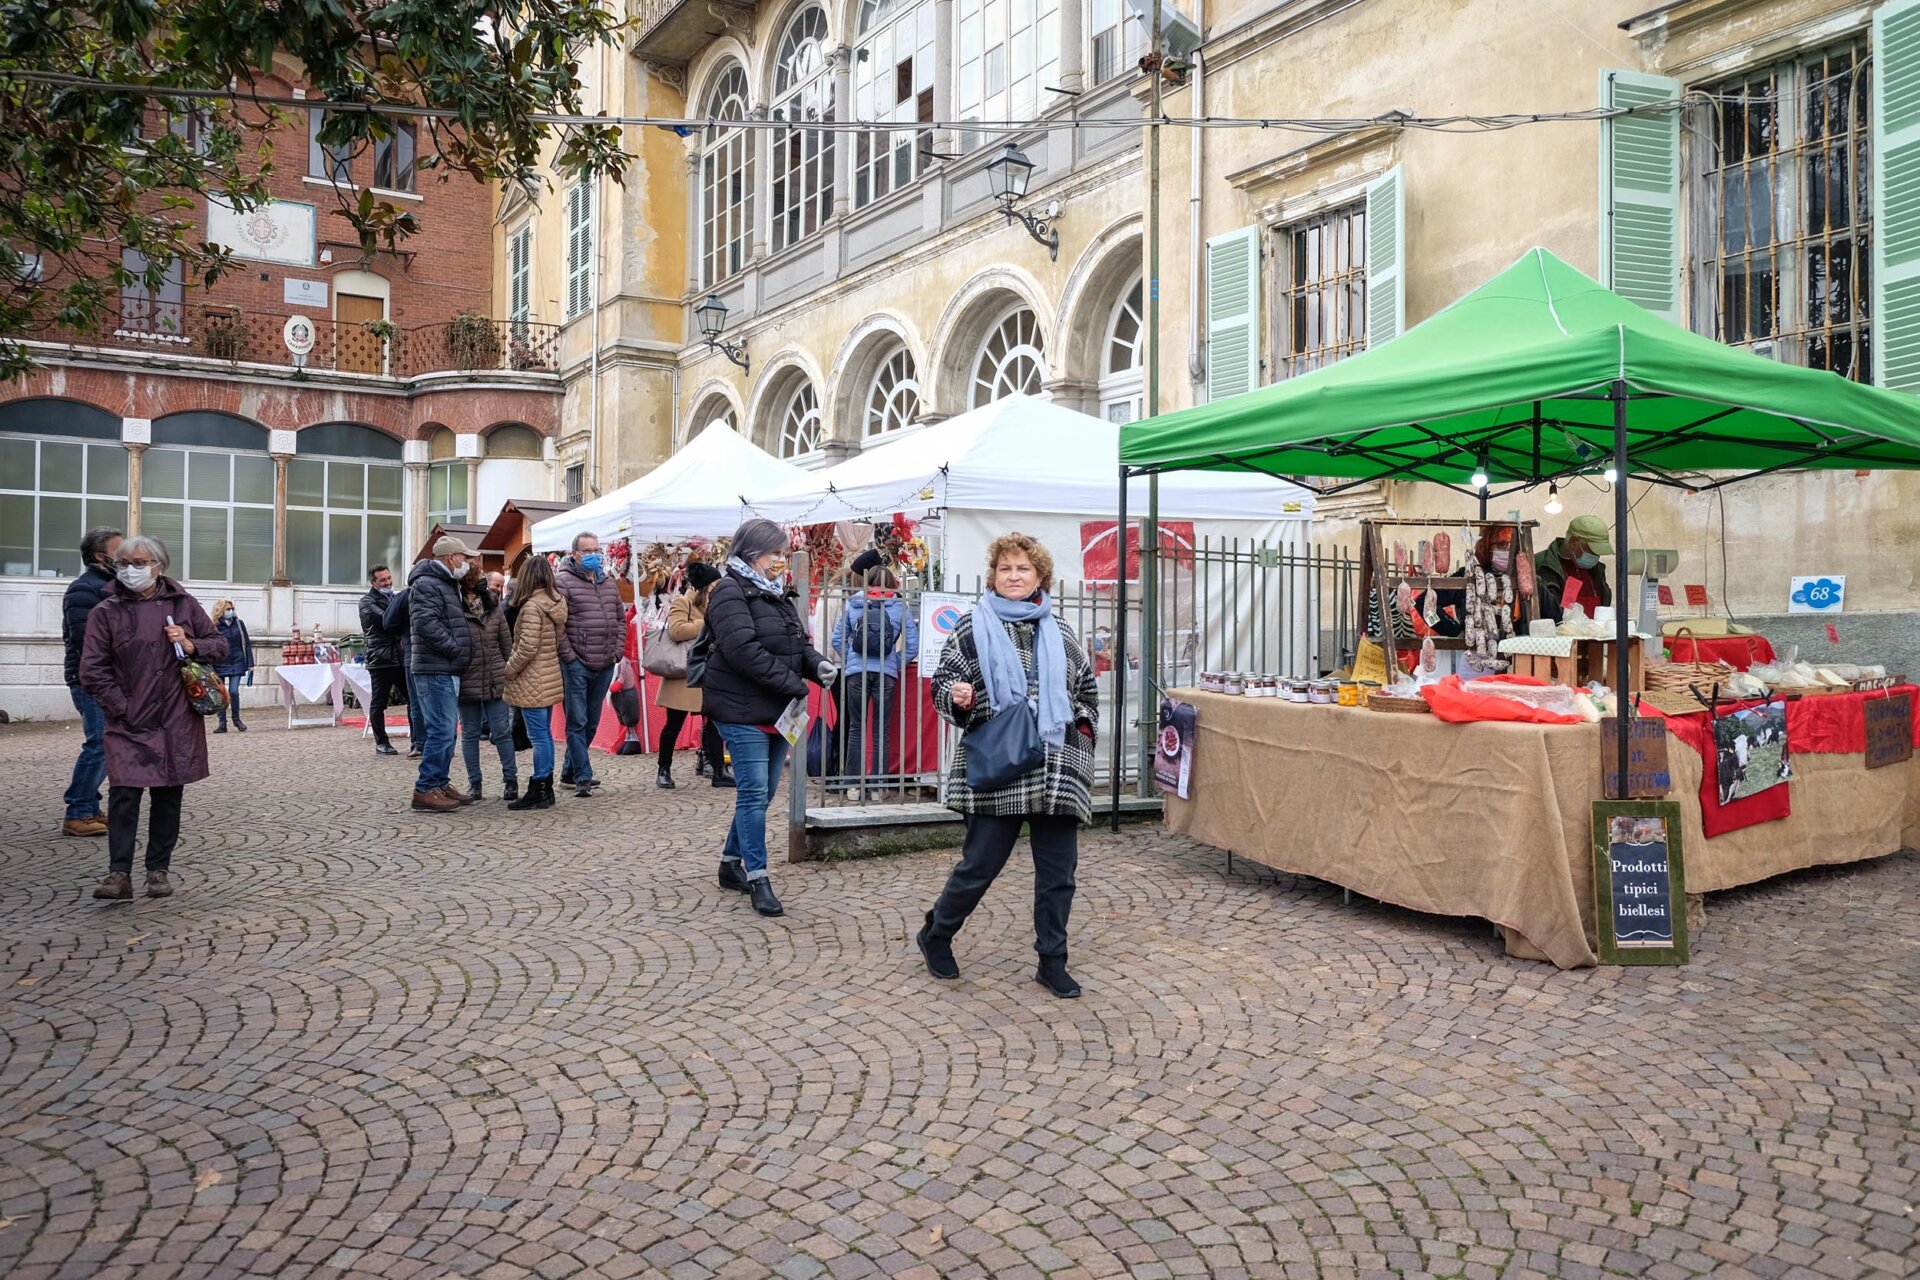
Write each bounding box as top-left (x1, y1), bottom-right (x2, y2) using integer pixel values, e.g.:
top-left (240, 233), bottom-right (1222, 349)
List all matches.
top-left (1664, 633), bottom-right (1775, 670)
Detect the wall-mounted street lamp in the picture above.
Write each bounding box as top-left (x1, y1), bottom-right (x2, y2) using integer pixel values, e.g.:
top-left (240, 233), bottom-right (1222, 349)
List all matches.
top-left (694, 293), bottom-right (749, 372)
top-left (985, 143), bottom-right (1060, 260)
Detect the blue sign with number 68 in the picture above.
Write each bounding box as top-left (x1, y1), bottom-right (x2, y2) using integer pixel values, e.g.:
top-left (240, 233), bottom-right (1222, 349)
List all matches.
top-left (1789, 575), bottom-right (1846, 613)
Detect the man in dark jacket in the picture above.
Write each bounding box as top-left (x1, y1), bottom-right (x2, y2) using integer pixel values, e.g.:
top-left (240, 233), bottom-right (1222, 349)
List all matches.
top-left (59, 526), bottom-right (122, 837)
top-left (407, 536), bottom-right (477, 812)
top-left (382, 580), bottom-right (424, 757)
top-left (359, 565), bottom-right (412, 756)
top-left (555, 533), bottom-right (625, 798)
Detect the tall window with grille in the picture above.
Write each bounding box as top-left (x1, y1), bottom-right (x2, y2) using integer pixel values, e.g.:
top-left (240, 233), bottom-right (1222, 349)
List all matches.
top-left (771, 6), bottom-right (836, 251)
top-left (1687, 41), bottom-right (1871, 380)
top-left (700, 65), bottom-right (753, 286)
top-left (956, 0), bottom-right (1062, 151)
top-left (565, 181), bottom-right (593, 319)
top-left (854, 0), bottom-right (935, 207)
top-left (1274, 204), bottom-right (1368, 378)
top-left (1089, 0), bottom-right (1145, 85)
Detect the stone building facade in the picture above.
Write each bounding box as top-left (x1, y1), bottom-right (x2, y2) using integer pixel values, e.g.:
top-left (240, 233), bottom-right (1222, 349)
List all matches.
top-left (0, 56), bottom-right (565, 719)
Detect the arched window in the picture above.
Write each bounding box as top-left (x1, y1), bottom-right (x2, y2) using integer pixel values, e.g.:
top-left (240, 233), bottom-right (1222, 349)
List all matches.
top-left (864, 345), bottom-right (921, 436)
top-left (287, 423), bottom-right (404, 587)
top-left (700, 64), bottom-right (753, 286)
top-left (1099, 281), bottom-right (1145, 424)
top-left (485, 424), bottom-right (544, 459)
top-left (683, 396), bottom-right (738, 447)
top-left (0, 400), bottom-right (129, 578)
top-left (426, 427), bottom-right (467, 529)
top-left (971, 307), bottom-right (1046, 407)
top-left (956, 0), bottom-right (1061, 151)
top-left (777, 379), bottom-right (824, 458)
top-left (854, 0), bottom-right (934, 207)
top-left (770, 6), bottom-right (835, 251)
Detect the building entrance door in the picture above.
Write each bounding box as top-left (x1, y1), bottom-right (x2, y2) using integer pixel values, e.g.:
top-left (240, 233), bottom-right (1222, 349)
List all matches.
top-left (336, 293), bottom-right (386, 373)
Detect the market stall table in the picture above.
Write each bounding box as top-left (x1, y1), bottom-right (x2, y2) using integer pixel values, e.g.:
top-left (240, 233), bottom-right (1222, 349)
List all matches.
top-left (275, 661), bottom-right (345, 728)
top-left (1161, 688), bottom-right (1920, 968)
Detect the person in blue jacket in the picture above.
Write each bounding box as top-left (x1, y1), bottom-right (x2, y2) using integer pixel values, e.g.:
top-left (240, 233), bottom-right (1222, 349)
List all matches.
top-left (208, 598), bottom-right (255, 733)
top-left (829, 557), bottom-right (919, 798)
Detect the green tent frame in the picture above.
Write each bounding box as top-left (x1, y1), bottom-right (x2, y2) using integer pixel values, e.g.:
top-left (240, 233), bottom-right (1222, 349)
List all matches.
top-left (1111, 249), bottom-right (1920, 822)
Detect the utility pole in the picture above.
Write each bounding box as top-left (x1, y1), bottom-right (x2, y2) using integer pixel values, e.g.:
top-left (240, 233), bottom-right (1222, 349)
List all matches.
top-left (1137, 0), bottom-right (1165, 795)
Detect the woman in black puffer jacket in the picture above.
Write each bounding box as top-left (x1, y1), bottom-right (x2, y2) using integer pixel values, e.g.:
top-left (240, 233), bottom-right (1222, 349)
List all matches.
top-left (700, 518), bottom-right (835, 918)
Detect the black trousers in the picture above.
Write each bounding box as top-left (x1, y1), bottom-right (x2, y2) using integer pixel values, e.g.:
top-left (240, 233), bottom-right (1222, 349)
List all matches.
top-left (658, 708), bottom-right (723, 770)
top-left (927, 814), bottom-right (1078, 958)
top-left (366, 665), bottom-right (406, 746)
top-left (108, 784), bottom-right (184, 876)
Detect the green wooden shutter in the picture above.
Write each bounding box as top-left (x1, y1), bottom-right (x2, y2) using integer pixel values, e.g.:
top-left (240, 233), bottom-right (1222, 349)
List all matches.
top-left (1206, 226), bottom-right (1259, 400)
top-left (1875, 0), bottom-right (1920, 391)
top-left (1599, 69), bottom-right (1681, 321)
top-left (566, 183), bottom-right (592, 318)
top-left (1365, 165), bottom-right (1405, 344)
top-left (509, 226), bottom-right (531, 323)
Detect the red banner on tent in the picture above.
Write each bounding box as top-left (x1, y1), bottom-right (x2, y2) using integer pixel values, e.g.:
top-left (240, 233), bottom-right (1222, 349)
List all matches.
top-left (1080, 520), bottom-right (1196, 585)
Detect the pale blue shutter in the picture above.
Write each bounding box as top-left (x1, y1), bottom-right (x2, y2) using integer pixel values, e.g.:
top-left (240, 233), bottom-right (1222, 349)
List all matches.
top-left (1205, 226), bottom-right (1260, 400)
top-left (1875, 0), bottom-right (1920, 390)
top-left (509, 226), bottom-right (531, 323)
top-left (1599, 70), bottom-right (1682, 321)
top-left (566, 183), bottom-right (592, 318)
top-left (1365, 166), bottom-right (1405, 344)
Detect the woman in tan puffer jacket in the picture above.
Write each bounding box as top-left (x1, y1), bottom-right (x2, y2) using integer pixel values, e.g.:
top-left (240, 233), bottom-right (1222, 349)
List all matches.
top-left (505, 555), bottom-right (569, 810)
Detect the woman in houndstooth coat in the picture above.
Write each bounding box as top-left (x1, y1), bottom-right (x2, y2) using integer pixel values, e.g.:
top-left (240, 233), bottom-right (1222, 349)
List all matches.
top-left (918, 532), bottom-right (1098, 999)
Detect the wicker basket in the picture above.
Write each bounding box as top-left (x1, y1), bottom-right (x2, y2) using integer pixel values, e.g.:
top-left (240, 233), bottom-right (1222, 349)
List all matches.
top-left (1646, 626), bottom-right (1735, 692)
top-left (1366, 691), bottom-right (1433, 714)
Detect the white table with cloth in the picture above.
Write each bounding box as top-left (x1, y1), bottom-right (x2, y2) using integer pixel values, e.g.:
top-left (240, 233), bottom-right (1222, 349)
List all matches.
top-left (1160, 689), bottom-right (1920, 968)
top-left (275, 661), bottom-right (344, 728)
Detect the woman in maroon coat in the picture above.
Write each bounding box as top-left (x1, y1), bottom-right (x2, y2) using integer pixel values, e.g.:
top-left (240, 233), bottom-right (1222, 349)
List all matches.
top-left (78, 535), bottom-right (227, 901)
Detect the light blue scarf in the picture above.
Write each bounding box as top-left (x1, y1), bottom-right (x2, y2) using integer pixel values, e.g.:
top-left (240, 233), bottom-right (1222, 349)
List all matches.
top-left (975, 590), bottom-right (1070, 747)
top-left (727, 554), bottom-right (786, 596)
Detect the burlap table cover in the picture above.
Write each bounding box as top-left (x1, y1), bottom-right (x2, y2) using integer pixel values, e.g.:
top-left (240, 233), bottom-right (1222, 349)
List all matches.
top-left (1161, 690), bottom-right (1919, 968)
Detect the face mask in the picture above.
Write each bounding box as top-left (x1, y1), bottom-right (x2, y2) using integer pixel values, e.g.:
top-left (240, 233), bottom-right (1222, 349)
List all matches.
top-left (1575, 552), bottom-right (1601, 569)
top-left (1491, 548), bottom-right (1511, 574)
top-left (116, 564), bottom-right (154, 592)
top-left (223, 610), bottom-right (236, 622)
top-left (448, 558), bottom-right (467, 577)
top-left (580, 553), bottom-right (604, 574)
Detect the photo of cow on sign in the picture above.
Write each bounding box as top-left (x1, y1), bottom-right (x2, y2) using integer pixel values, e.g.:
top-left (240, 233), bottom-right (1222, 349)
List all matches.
top-left (1714, 700), bottom-right (1792, 806)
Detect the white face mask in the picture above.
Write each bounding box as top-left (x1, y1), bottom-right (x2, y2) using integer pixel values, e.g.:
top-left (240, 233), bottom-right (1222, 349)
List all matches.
top-left (117, 564), bottom-right (154, 592)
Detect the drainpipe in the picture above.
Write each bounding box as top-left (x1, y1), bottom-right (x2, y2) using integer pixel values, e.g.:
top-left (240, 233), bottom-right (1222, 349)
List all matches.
top-left (588, 38), bottom-right (609, 498)
top-left (1186, 0), bottom-right (1205, 389)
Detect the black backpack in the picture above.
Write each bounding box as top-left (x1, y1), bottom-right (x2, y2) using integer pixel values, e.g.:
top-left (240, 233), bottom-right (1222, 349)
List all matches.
top-left (853, 599), bottom-right (901, 659)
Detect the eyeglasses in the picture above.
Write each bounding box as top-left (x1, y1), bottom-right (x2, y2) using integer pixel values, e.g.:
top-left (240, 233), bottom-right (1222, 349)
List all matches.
top-left (114, 558), bottom-right (157, 569)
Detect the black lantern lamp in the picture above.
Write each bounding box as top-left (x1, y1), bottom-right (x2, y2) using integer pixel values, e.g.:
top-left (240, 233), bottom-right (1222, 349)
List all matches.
top-left (694, 293), bottom-right (749, 371)
top-left (985, 142), bottom-right (1060, 260)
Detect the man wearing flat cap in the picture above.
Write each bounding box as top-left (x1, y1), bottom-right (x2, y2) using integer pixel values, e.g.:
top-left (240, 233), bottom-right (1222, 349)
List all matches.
top-left (408, 536), bottom-right (477, 812)
top-left (1534, 513), bottom-right (1614, 624)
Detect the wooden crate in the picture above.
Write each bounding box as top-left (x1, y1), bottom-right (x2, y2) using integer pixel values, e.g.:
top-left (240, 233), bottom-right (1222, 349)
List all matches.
top-left (1510, 641), bottom-right (1644, 693)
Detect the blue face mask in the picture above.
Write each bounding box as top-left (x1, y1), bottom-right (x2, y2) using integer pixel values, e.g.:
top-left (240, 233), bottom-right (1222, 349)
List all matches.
top-left (1575, 552), bottom-right (1600, 569)
top-left (580, 553), bottom-right (604, 575)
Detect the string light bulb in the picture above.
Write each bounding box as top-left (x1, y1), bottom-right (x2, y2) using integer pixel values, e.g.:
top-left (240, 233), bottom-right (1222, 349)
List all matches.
top-left (1471, 448), bottom-right (1490, 490)
top-left (1603, 465), bottom-right (1620, 484)
top-left (1544, 483), bottom-right (1563, 515)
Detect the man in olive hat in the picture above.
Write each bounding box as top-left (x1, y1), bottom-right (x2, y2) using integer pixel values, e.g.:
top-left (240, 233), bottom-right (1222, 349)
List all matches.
top-left (1534, 513), bottom-right (1614, 623)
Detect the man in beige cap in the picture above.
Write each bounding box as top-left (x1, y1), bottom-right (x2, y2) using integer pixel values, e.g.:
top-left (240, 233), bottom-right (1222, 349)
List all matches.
top-left (408, 535), bottom-right (477, 811)
top-left (1534, 513), bottom-right (1614, 623)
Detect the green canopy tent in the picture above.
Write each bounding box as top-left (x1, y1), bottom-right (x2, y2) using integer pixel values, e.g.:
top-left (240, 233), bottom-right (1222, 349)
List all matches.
top-left (1111, 248), bottom-right (1920, 820)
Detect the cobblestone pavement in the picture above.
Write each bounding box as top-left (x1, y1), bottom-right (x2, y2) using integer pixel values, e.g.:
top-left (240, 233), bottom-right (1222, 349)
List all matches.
top-left (2, 720), bottom-right (1917, 1280)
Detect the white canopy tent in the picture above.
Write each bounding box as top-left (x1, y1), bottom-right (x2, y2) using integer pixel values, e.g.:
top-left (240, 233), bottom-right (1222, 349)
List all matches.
top-left (739, 395), bottom-right (1315, 587)
top-left (529, 422), bottom-right (810, 553)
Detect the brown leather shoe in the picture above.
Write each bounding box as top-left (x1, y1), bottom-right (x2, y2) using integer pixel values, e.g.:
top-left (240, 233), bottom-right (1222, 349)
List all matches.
top-left (441, 785), bottom-right (476, 806)
top-left (92, 872), bottom-right (132, 900)
top-left (63, 816), bottom-right (109, 837)
top-left (411, 788), bottom-right (460, 812)
top-left (145, 870), bottom-right (173, 898)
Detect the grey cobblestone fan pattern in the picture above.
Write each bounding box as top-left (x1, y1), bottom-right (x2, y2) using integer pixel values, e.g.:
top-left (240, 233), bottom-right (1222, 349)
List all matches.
top-left (1, 720), bottom-right (1916, 1280)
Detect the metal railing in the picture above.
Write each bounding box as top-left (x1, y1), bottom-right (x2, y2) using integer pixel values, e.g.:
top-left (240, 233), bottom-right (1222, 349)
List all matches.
top-left (1149, 536), bottom-right (1362, 687)
top-left (38, 307), bottom-right (560, 378)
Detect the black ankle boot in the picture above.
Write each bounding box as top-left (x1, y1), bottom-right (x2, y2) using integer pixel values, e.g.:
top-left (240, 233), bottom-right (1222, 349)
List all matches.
top-left (694, 750), bottom-right (710, 777)
top-left (657, 766), bottom-right (676, 789)
top-left (503, 778), bottom-right (519, 802)
top-left (535, 777), bottom-right (556, 809)
top-left (507, 777), bottom-right (542, 810)
top-left (717, 859), bottom-right (750, 893)
top-left (748, 876), bottom-right (784, 917)
top-left (917, 916), bottom-right (959, 980)
top-left (711, 766), bottom-right (737, 789)
top-left (1035, 955), bottom-right (1081, 999)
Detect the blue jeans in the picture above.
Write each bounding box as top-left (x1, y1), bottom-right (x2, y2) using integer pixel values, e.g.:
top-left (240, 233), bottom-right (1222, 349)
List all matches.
top-left (562, 660), bottom-right (615, 783)
top-left (64, 686), bottom-right (107, 819)
top-left (460, 697), bottom-right (517, 790)
top-left (412, 673), bottom-right (460, 793)
top-left (716, 722), bottom-right (791, 880)
top-left (216, 674), bottom-right (245, 729)
top-left (519, 703), bottom-right (556, 780)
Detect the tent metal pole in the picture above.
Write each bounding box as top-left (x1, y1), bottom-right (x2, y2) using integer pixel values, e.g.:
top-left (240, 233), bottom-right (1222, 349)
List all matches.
top-left (1612, 378), bottom-right (1631, 801)
top-left (1112, 464), bottom-right (1130, 830)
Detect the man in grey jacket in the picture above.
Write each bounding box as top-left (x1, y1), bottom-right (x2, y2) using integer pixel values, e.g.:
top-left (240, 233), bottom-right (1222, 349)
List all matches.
top-left (555, 533), bottom-right (626, 797)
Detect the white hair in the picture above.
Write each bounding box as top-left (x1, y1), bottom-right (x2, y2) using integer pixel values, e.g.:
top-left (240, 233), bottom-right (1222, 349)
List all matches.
top-left (117, 534), bottom-right (171, 574)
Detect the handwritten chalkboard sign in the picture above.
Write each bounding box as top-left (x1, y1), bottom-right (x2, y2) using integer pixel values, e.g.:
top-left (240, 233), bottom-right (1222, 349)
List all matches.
top-left (1864, 692), bottom-right (1913, 771)
top-left (1601, 716), bottom-right (1671, 798)
top-left (1591, 800), bottom-right (1688, 965)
